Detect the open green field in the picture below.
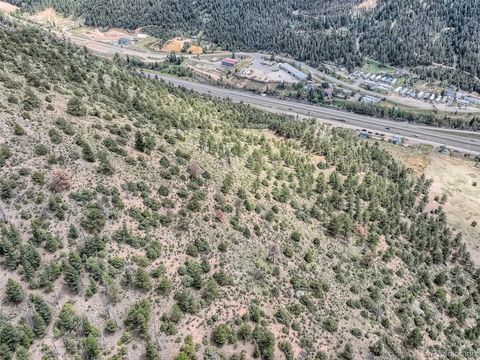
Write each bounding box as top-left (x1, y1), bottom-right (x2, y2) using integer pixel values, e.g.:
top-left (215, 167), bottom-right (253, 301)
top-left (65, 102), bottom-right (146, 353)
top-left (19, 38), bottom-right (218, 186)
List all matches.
top-left (360, 59), bottom-right (395, 74)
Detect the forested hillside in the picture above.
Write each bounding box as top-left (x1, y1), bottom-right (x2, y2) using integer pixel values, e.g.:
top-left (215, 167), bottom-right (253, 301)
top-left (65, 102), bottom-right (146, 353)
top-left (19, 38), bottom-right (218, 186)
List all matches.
top-left (8, 0), bottom-right (480, 92)
top-left (1, 16), bottom-right (480, 359)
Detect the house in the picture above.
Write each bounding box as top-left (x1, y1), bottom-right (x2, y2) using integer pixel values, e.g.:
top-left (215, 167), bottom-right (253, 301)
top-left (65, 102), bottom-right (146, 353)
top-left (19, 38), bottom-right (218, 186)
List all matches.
top-left (117, 38), bottom-right (132, 46)
top-left (221, 58), bottom-right (238, 67)
top-left (446, 88), bottom-right (455, 97)
top-left (361, 95), bottom-right (382, 105)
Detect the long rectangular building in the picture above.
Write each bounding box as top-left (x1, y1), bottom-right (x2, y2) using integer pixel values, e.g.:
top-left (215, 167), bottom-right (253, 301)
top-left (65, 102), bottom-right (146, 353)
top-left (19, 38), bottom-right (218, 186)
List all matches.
top-left (279, 63), bottom-right (308, 81)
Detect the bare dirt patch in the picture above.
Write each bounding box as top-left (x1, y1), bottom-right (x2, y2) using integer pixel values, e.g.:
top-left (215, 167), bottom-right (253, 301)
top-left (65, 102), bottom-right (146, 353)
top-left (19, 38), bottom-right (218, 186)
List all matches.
top-left (161, 37), bottom-right (203, 54)
top-left (356, 0), bottom-right (378, 10)
top-left (83, 28), bottom-right (134, 42)
top-left (188, 44), bottom-right (203, 55)
top-left (162, 37), bottom-right (187, 53)
top-left (27, 7), bottom-right (80, 29)
top-left (0, 1), bottom-right (18, 14)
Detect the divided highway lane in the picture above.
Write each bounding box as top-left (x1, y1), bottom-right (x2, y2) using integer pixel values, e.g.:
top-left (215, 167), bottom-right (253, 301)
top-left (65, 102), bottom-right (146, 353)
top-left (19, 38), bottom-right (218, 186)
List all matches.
top-left (145, 72), bottom-right (480, 155)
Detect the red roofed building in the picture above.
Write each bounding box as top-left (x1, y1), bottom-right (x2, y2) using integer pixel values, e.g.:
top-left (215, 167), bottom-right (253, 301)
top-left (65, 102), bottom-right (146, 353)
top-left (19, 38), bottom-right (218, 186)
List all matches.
top-left (221, 58), bottom-right (238, 67)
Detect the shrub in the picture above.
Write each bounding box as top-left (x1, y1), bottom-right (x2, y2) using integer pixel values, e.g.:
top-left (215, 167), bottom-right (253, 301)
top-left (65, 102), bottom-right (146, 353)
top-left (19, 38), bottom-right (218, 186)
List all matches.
top-left (105, 319), bottom-right (117, 333)
top-left (81, 206), bottom-right (106, 233)
top-left (55, 117), bottom-right (75, 135)
top-left (48, 195), bottom-right (67, 220)
top-left (278, 341), bottom-right (294, 360)
top-left (13, 123), bottom-right (25, 136)
top-left (369, 339), bottom-right (383, 356)
top-left (134, 268), bottom-right (152, 291)
top-left (49, 170), bottom-right (71, 192)
top-left (135, 131), bottom-right (146, 152)
top-left (0, 145), bottom-right (12, 167)
top-left (237, 323), bottom-right (252, 341)
top-left (67, 96), bottom-right (87, 116)
top-left (283, 245), bottom-right (293, 258)
top-left (34, 144), bottom-right (49, 156)
top-left (211, 324), bottom-right (233, 347)
top-left (174, 290), bottom-right (199, 314)
top-left (290, 231), bottom-right (301, 242)
top-left (249, 304), bottom-right (263, 322)
top-left (252, 326), bottom-right (275, 360)
top-left (32, 171), bottom-right (45, 185)
top-left (322, 317), bottom-right (338, 333)
top-left (157, 277), bottom-right (173, 296)
top-left (202, 278), bottom-right (220, 304)
top-left (48, 128), bottom-right (63, 144)
top-left (124, 299), bottom-right (151, 336)
top-left (406, 327), bottom-right (423, 348)
top-left (145, 341), bottom-right (161, 360)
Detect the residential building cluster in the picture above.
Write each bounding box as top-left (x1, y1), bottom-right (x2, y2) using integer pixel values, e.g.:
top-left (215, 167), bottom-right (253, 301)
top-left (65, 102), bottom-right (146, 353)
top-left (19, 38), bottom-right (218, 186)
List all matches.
top-left (394, 86), bottom-right (480, 107)
top-left (351, 71), bottom-right (398, 85)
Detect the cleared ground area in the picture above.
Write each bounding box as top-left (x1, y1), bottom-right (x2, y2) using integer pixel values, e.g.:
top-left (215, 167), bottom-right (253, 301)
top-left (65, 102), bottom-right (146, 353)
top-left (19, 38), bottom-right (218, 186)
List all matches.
top-left (0, 1), bottom-right (18, 13)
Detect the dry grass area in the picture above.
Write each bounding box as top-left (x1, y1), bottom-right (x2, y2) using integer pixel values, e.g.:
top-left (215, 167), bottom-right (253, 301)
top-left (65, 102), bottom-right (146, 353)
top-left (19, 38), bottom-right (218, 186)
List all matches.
top-left (425, 155), bottom-right (480, 263)
top-left (0, 1), bottom-right (18, 14)
top-left (382, 143), bottom-right (480, 264)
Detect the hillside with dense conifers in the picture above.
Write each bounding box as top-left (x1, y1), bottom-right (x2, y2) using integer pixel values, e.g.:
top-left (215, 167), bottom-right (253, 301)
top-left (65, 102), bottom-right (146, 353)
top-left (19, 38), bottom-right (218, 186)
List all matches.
top-left (7, 0), bottom-right (480, 92)
top-left (1, 19), bottom-right (480, 360)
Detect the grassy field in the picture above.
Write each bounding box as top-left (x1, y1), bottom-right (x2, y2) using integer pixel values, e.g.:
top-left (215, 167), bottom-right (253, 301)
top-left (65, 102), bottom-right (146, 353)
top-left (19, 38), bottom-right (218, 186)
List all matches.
top-left (360, 59), bottom-right (395, 74)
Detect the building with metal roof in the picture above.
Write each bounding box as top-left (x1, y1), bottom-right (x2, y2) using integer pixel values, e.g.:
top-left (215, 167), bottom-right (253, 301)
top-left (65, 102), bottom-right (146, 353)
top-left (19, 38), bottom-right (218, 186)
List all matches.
top-left (279, 63), bottom-right (308, 81)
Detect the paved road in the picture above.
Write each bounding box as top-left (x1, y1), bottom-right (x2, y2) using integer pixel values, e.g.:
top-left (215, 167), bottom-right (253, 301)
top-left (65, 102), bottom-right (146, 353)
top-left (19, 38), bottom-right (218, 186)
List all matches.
top-left (53, 31), bottom-right (167, 62)
top-left (235, 53), bottom-right (480, 114)
top-left (146, 72), bottom-right (480, 155)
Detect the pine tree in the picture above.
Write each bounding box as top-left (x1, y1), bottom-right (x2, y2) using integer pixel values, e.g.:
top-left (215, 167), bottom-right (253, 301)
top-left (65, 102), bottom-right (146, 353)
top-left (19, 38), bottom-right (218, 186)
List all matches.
top-left (5, 278), bottom-right (23, 304)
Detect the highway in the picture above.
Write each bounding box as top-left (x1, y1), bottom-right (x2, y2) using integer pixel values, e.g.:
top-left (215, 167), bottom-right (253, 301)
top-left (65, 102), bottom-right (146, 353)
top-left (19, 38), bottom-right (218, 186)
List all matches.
top-left (235, 53), bottom-right (480, 114)
top-left (146, 72), bottom-right (480, 155)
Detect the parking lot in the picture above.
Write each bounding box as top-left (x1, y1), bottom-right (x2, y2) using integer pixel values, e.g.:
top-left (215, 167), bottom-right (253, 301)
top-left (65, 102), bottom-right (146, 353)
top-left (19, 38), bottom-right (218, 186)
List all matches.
top-left (237, 55), bottom-right (299, 83)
